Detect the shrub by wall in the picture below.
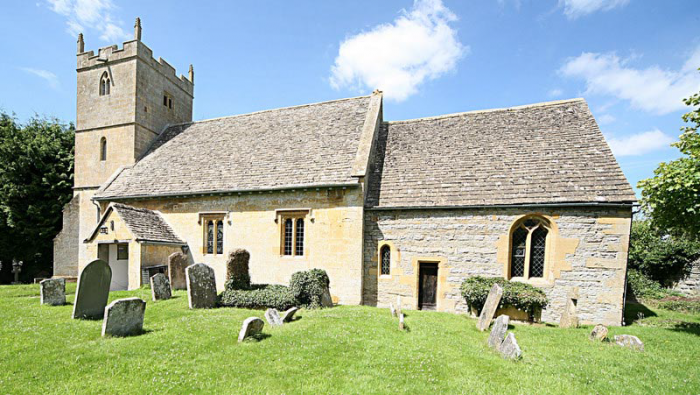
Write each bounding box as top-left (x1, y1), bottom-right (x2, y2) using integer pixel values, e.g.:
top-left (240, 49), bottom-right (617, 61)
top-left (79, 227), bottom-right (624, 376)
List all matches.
top-left (219, 284), bottom-right (297, 310)
top-left (460, 276), bottom-right (548, 318)
top-left (289, 269), bottom-right (330, 309)
top-left (627, 269), bottom-right (680, 300)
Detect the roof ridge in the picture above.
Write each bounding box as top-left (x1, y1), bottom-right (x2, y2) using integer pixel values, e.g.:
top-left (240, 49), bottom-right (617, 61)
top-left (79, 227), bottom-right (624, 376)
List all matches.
top-left (167, 94), bottom-right (373, 129)
top-left (387, 98), bottom-right (586, 125)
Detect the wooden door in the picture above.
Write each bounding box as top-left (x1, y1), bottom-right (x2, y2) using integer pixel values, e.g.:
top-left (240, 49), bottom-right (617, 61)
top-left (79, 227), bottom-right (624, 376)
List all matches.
top-left (419, 262), bottom-right (438, 310)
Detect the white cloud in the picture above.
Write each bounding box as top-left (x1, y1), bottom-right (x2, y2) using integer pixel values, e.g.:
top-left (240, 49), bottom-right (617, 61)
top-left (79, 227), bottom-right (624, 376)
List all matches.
top-left (605, 129), bottom-right (674, 157)
top-left (559, 0), bottom-right (630, 19)
top-left (46, 0), bottom-right (129, 43)
top-left (21, 67), bottom-right (60, 89)
top-left (548, 88), bottom-right (563, 97)
top-left (597, 114), bottom-right (616, 125)
top-left (560, 48), bottom-right (700, 114)
top-left (330, 0), bottom-right (467, 102)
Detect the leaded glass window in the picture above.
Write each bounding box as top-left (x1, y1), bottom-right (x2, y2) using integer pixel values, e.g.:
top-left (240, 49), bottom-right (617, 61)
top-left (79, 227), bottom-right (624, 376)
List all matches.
top-left (284, 218), bottom-right (293, 256)
top-left (206, 220), bottom-right (214, 254)
top-left (216, 220), bottom-right (224, 255)
top-left (511, 227), bottom-right (527, 277)
top-left (510, 217), bottom-right (550, 279)
top-left (529, 226), bottom-right (547, 278)
top-left (380, 245), bottom-right (391, 275)
top-left (295, 219), bottom-right (304, 256)
top-left (99, 72), bottom-right (110, 96)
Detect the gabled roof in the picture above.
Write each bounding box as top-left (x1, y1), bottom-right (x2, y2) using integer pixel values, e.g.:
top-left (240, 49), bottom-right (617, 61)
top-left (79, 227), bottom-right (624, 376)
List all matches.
top-left (366, 99), bottom-right (636, 208)
top-left (85, 203), bottom-right (185, 244)
top-left (94, 94), bottom-right (380, 200)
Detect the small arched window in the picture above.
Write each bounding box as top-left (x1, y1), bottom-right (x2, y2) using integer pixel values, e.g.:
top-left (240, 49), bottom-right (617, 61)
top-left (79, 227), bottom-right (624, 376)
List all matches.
top-left (99, 72), bottom-right (110, 96)
top-left (295, 218), bottom-right (304, 256)
top-left (509, 217), bottom-right (550, 279)
top-left (99, 137), bottom-right (107, 161)
top-left (380, 245), bottom-right (391, 275)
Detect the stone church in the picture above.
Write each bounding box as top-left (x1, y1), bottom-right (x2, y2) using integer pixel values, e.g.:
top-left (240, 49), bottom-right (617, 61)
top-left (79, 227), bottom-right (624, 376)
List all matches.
top-left (53, 20), bottom-right (636, 326)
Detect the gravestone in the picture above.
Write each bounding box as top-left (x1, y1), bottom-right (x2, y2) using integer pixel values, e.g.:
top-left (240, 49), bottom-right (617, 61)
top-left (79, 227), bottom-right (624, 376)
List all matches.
top-left (614, 335), bottom-right (644, 351)
top-left (238, 317), bottom-right (264, 342)
top-left (488, 315), bottom-right (510, 349)
top-left (499, 332), bottom-right (522, 360)
top-left (590, 324), bottom-right (608, 341)
top-left (476, 283), bottom-right (504, 331)
top-left (72, 259), bottom-right (112, 319)
top-left (389, 303), bottom-right (396, 317)
top-left (40, 278), bottom-right (66, 306)
top-left (399, 313), bottom-right (405, 331)
top-left (226, 249), bottom-right (251, 289)
top-left (281, 307), bottom-right (299, 323)
top-left (320, 285), bottom-right (333, 308)
top-left (102, 297), bottom-right (146, 337)
top-left (150, 273), bottom-right (172, 301)
top-left (265, 308), bottom-right (283, 326)
top-left (559, 297), bottom-right (579, 328)
top-left (168, 252), bottom-right (188, 290)
top-left (186, 263), bottom-right (217, 309)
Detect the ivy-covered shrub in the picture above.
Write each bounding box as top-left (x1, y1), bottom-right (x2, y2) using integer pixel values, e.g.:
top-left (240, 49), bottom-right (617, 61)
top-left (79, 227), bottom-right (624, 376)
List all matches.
top-left (219, 284), bottom-right (296, 310)
top-left (460, 276), bottom-right (548, 318)
top-left (225, 249), bottom-right (251, 290)
top-left (656, 297), bottom-right (700, 314)
top-left (289, 269), bottom-right (330, 309)
top-left (626, 269), bottom-right (679, 300)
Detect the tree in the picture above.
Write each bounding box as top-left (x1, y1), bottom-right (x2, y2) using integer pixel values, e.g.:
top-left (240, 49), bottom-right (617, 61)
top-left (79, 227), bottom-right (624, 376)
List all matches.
top-left (638, 69), bottom-right (700, 240)
top-left (0, 112), bottom-right (74, 283)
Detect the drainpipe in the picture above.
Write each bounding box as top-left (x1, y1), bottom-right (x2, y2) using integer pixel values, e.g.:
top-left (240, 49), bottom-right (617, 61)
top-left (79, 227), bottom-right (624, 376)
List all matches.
top-left (621, 204), bottom-right (640, 326)
top-left (92, 199), bottom-right (102, 222)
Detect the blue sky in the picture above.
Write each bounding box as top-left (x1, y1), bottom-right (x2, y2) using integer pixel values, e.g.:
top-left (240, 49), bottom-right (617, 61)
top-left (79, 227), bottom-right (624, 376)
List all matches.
top-left (1, 0), bottom-right (699, 196)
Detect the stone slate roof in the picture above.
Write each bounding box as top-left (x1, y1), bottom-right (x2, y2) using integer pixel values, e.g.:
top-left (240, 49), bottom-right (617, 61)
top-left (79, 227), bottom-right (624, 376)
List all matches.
top-left (95, 96), bottom-right (373, 199)
top-left (366, 99), bottom-right (636, 208)
top-left (112, 204), bottom-right (184, 244)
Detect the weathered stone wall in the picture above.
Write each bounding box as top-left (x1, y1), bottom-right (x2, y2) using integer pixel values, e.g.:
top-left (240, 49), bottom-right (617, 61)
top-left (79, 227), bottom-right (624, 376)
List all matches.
top-left (672, 258), bottom-right (700, 296)
top-left (363, 206), bottom-right (632, 326)
top-left (53, 194), bottom-right (80, 277)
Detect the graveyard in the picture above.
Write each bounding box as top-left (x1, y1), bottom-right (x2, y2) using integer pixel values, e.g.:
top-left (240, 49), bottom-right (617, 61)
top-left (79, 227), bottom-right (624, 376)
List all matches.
top-left (0, 282), bottom-right (698, 394)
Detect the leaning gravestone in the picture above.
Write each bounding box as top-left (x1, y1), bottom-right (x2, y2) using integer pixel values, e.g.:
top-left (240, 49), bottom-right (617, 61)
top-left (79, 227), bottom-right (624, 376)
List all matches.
top-left (320, 285), bottom-right (333, 308)
top-left (102, 297), bottom-right (146, 337)
top-left (168, 252), bottom-right (188, 290)
top-left (559, 297), bottom-right (579, 328)
top-left (614, 335), bottom-right (644, 351)
top-left (265, 308), bottom-right (283, 326)
top-left (40, 278), bottom-right (66, 306)
top-left (488, 315), bottom-right (510, 349)
top-left (238, 317), bottom-right (264, 342)
top-left (281, 307), bottom-right (299, 323)
top-left (72, 259), bottom-right (112, 319)
top-left (390, 303), bottom-right (396, 317)
top-left (590, 324), bottom-right (608, 341)
top-left (477, 283), bottom-right (504, 331)
top-left (150, 273), bottom-right (172, 301)
top-left (186, 263), bottom-right (217, 309)
top-left (499, 332), bottom-right (522, 360)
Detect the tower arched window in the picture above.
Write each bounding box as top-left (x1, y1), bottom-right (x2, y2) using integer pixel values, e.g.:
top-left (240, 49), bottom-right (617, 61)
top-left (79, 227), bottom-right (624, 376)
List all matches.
top-left (509, 217), bottom-right (550, 279)
top-left (380, 245), bottom-right (391, 275)
top-left (99, 72), bottom-right (110, 96)
top-left (99, 137), bottom-right (107, 161)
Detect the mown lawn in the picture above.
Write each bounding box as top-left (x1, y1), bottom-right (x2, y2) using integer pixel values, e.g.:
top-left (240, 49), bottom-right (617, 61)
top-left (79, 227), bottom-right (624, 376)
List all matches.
top-left (0, 284), bottom-right (699, 394)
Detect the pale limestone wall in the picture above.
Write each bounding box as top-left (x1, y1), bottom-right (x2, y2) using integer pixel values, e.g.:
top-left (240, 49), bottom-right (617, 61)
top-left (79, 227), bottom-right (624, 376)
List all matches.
top-left (74, 125), bottom-right (137, 188)
top-left (672, 258), bottom-right (700, 296)
top-left (363, 207), bottom-right (632, 326)
top-left (53, 195), bottom-right (81, 277)
top-left (141, 244), bottom-right (181, 268)
top-left (116, 187), bottom-right (365, 304)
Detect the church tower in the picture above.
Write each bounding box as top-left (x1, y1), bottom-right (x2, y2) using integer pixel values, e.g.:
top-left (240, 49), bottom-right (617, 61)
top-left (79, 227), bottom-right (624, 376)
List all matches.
top-left (54, 18), bottom-right (194, 276)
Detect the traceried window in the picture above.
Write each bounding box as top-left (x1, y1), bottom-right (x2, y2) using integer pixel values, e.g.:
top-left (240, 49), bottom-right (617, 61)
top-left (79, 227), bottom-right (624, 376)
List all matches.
top-left (201, 215), bottom-right (225, 255)
top-left (99, 72), bottom-right (110, 96)
top-left (163, 92), bottom-right (173, 110)
top-left (280, 211), bottom-right (308, 257)
top-left (380, 244), bottom-right (391, 275)
top-left (100, 137), bottom-right (107, 161)
top-left (509, 217), bottom-right (550, 279)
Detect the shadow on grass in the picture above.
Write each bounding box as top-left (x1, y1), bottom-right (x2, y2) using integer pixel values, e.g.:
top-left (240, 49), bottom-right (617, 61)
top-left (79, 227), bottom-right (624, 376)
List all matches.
top-left (242, 333), bottom-right (271, 343)
top-left (624, 302), bottom-right (657, 325)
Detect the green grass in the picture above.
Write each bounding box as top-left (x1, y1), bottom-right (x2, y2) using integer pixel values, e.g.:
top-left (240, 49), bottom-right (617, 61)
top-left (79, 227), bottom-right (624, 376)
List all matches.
top-left (1, 284), bottom-right (699, 394)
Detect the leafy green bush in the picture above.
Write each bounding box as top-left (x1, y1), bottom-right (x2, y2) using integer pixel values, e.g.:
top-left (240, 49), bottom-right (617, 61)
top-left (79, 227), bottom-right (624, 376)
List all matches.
top-left (656, 298), bottom-right (700, 314)
top-left (219, 284), bottom-right (297, 310)
top-left (289, 269), bottom-right (330, 309)
top-left (460, 276), bottom-right (548, 318)
top-left (626, 269), bottom-right (678, 300)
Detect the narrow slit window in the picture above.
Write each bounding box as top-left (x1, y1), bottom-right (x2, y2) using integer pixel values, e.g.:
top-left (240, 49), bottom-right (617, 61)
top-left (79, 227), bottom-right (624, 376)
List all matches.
top-left (295, 218), bottom-right (304, 256)
top-left (100, 137), bottom-right (107, 161)
top-left (380, 245), bottom-right (391, 275)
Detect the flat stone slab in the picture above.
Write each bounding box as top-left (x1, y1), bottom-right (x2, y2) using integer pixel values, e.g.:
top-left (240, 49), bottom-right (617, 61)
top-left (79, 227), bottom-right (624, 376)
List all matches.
top-left (238, 317), bottom-right (264, 342)
top-left (614, 335), bottom-right (644, 351)
top-left (150, 273), bottom-right (172, 301)
top-left (168, 252), bottom-right (188, 290)
top-left (186, 263), bottom-right (217, 309)
top-left (281, 307), bottom-right (299, 323)
top-left (40, 278), bottom-right (66, 306)
top-left (499, 332), bottom-right (522, 360)
top-left (265, 308), bottom-right (283, 326)
top-left (488, 315), bottom-right (510, 349)
top-left (102, 297), bottom-right (146, 337)
top-left (72, 259), bottom-right (112, 320)
top-left (590, 324), bottom-right (608, 341)
top-left (477, 283), bottom-right (504, 331)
